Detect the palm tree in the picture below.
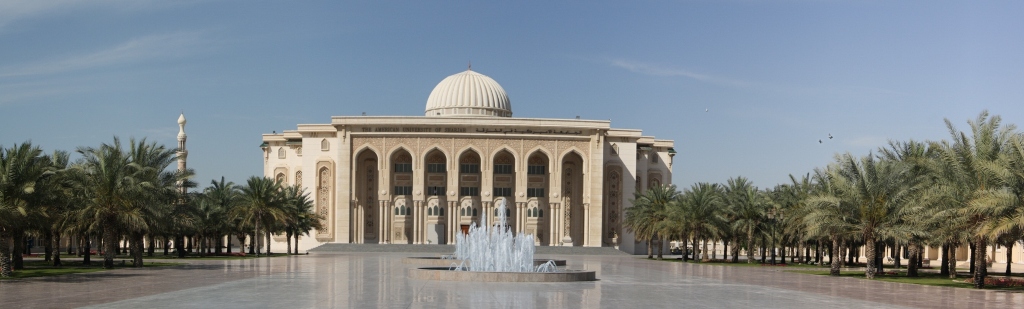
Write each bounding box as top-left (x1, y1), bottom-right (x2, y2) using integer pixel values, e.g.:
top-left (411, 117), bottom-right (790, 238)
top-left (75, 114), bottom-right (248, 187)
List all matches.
top-left (804, 165), bottom-right (858, 276)
top-left (280, 185), bottom-right (319, 255)
top-left (75, 138), bottom-right (137, 269)
top-left (624, 184), bottom-right (679, 259)
top-left (125, 138), bottom-right (186, 266)
top-left (233, 176), bottom-right (287, 257)
top-left (878, 139), bottom-right (935, 277)
top-left (724, 177), bottom-right (764, 264)
top-left (931, 111), bottom-right (1015, 288)
top-left (0, 142), bottom-right (49, 277)
top-left (204, 177), bottom-right (238, 254)
top-left (671, 182), bottom-right (725, 262)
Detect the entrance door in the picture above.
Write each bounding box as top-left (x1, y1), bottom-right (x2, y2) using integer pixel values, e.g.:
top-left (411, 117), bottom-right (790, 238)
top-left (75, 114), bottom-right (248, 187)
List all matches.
top-left (460, 224), bottom-right (470, 235)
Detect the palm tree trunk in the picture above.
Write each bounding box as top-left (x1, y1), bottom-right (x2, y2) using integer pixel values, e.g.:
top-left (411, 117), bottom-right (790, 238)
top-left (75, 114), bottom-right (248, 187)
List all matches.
top-left (830, 237), bottom-right (841, 276)
top-left (907, 242), bottom-right (920, 277)
top-left (646, 239), bottom-right (652, 259)
top-left (948, 244), bottom-right (958, 279)
top-left (176, 235), bottom-right (186, 258)
top-left (969, 242), bottom-right (976, 274)
top-left (680, 236), bottom-right (687, 262)
top-left (265, 230), bottom-right (272, 256)
top-left (294, 233), bottom-right (299, 254)
top-left (131, 232), bottom-right (144, 267)
top-left (82, 234), bottom-right (92, 265)
top-left (730, 237), bottom-right (739, 263)
top-left (13, 231), bottom-right (25, 270)
top-left (893, 245), bottom-right (901, 269)
top-left (43, 229), bottom-right (53, 262)
top-left (102, 220), bottom-right (117, 269)
top-left (0, 231), bottom-right (13, 277)
top-left (286, 231), bottom-right (292, 255)
top-left (1007, 242), bottom-right (1013, 276)
top-left (146, 235), bottom-right (155, 257)
top-left (865, 236), bottom-right (877, 279)
top-left (973, 237), bottom-right (986, 289)
top-left (215, 235), bottom-right (223, 255)
top-left (746, 226), bottom-right (755, 264)
top-left (255, 219), bottom-right (261, 257)
top-left (712, 240), bottom-right (718, 261)
top-left (52, 231), bottom-right (62, 267)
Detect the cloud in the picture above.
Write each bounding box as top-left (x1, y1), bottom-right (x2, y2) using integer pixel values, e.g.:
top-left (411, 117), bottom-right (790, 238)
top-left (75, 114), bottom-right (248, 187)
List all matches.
top-left (0, 0), bottom-right (196, 31)
top-left (0, 31), bottom-right (207, 79)
top-left (607, 59), bottom-right (756, 88)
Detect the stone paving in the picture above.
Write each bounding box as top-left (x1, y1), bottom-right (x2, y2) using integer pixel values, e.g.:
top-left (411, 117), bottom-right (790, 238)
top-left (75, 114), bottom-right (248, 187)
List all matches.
top-left (1, 252), bottom-right (1022, 308)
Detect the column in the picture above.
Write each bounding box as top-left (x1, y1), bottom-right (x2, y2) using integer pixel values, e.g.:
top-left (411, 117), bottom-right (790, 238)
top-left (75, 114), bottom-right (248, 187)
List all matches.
top-left (549, 202), bottom-right (559, 246)
top-left (516, 202), bottom-right (526, 233)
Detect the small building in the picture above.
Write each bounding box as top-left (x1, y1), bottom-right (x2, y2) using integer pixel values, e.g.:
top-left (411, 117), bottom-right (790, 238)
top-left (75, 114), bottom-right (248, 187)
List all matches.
top-left (261, 69), bottom-right (674, 254)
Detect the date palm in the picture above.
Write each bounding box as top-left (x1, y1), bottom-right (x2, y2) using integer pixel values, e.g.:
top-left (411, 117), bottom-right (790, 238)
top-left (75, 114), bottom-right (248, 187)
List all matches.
top-left (724, 176), bottom-right (764, 264)
top-left (931, 111), bottom-right (1015, 288)
top-left (233, 176), bottom-right (287, 257)
top-left (671, 182), bottom-right (725, 262)
top-left (624, 184), bottom-right (679, 259)
top-left (804, 165), bottom-right (857, 276)
top-left (0, 142), bottom-right (49, 277)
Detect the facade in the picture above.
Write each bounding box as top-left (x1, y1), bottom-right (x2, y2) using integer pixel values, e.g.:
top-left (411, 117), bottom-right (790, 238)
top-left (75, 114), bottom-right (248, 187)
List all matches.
top-left (261, 69), bottom-right (675, 254)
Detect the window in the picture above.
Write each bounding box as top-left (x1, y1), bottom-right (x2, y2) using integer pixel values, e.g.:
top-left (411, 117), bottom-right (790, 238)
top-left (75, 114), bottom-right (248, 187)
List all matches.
top-left (527, 188), bottom-right (545, 198)
top-left (321, 139), bottom-right (330, 151)
top-left (493, 187), bottom-right (512, 197)
top-left (527, 165), bottom-right (546, 175)
top-left (651, 154), bottom-right (658, 163)
top-left (427, 163), bottom-right (446, 173)
top-left (459, 164), bottom-right (480, 174)
top-left (278, 148), bottom-right (286, 159)
top-left (494, 164), bottom-right (513, 174)
top-left (427, 186), bottom-right (446, 196)
top-left (394, 186), bottom-right (412, 195)
top-left (527, 207), bottom-right (544, 218)
top-left (394, 163), bottom-right (412, 173)
top-left (460, 187), bottom-right (479, 196)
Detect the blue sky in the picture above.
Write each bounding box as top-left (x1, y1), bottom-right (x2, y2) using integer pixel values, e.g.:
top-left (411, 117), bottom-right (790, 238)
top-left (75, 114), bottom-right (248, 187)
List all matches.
top-left (2, 1), bottom-right (1022, 190)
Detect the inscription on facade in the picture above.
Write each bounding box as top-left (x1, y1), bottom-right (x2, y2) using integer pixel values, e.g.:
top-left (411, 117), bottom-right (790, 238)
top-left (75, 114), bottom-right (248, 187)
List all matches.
top-left (359, 127), bottom-right (581, 135)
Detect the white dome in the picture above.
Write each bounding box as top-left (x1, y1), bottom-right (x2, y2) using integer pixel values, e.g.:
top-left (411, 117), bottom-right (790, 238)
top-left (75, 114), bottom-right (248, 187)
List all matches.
top-left (425, 70), bottom-right (511, 117)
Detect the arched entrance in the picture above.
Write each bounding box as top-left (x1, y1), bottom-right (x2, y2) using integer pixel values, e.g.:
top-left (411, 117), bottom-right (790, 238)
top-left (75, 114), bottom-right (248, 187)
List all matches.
top-left (561, 152), bottom-right (584, 246)
top-left (354, 149), bottom-right (378, 243)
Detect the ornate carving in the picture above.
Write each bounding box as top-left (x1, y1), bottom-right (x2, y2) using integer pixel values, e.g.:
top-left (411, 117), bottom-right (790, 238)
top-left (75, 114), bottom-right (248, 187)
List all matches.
top-left (317, 167), bottom-right (331, 236)
top-left (295, 171), bottom-right (302, 189)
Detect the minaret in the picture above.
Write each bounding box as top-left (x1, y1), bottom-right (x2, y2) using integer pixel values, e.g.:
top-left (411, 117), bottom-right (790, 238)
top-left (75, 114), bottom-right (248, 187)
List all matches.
top-left (176, 113), bottom-right (188, 195)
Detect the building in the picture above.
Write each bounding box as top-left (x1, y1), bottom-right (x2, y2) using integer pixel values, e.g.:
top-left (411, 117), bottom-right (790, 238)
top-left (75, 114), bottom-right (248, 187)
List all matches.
top-left (261, 69), bottom-right (675, 254)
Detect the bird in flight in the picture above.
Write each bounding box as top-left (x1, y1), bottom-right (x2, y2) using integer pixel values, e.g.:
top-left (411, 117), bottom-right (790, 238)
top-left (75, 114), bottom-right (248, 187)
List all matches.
top-left (828, 133), bottom-right (833, 139)
top-left (819, 139), bottom-right (822, 144)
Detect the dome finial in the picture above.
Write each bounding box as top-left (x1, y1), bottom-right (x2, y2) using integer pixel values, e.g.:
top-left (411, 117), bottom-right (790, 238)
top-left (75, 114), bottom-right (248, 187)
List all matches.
top-left (467, 61), bottom-right (471, 71)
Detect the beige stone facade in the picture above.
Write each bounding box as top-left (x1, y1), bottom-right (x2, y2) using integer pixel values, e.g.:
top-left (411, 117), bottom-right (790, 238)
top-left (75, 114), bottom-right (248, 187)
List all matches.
top-left (261, 70), bottom-right (673, 254)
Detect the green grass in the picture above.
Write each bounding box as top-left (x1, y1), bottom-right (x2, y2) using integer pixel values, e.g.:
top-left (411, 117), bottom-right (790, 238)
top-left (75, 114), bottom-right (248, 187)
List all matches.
top-left (0, 259), bottom-right (184, 280)
top-left (648, 257), bottom-right (827, 268)
top-left (153, 253), bottom-right (292, 260)
top-left (791, 269), bottom-right (1024, 291)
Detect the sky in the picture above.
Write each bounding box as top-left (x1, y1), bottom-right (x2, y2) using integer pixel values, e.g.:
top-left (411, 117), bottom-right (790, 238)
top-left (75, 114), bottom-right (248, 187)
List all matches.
top-left (2, 1), bottom-right (1023, 190)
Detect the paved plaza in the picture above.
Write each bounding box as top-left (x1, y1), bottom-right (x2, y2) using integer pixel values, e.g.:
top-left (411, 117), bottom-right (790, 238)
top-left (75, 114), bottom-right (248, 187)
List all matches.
top-left (2, 252), bottom-right (1023, 308)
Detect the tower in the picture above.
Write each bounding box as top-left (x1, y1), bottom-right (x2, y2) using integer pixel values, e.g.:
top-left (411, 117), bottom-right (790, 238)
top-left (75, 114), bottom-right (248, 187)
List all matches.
top-left (176, 113), bottom-right (188, 195)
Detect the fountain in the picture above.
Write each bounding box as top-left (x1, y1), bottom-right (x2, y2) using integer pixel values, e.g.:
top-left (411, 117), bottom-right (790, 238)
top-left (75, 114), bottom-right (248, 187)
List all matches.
top-left (407, 200), bottom-right (595, 282)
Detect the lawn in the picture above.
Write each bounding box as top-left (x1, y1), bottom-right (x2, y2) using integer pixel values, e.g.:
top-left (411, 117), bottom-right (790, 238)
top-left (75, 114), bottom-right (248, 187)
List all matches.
top-left (0, 259), bottom-right (184, 280)
top-left (791, 269), bottom-right (1024, 291)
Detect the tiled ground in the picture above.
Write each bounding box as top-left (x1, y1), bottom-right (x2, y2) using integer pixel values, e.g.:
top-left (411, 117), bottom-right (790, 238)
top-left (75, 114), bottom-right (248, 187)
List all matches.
top-left (2, 253), bottom-right (1022, 308)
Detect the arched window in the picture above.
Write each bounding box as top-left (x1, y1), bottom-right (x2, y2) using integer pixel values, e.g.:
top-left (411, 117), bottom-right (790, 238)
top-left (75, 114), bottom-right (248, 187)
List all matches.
top-left (321, 139), bottom-right (330, 151)
top-left (295, 171), bottom-right (302, 188)
top-left (278, 147), bottom-right (286, 159)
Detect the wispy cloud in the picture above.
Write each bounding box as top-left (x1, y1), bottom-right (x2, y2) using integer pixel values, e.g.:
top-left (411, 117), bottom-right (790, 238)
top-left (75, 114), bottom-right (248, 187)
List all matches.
top-left (607, 59), bottom-right (756, 89)
top-left (0, 0), bottom-right (196, 32)
top-left (0, 80), bottom-right (88, 105)
top-left (0, 31), bottom-right (207, 78)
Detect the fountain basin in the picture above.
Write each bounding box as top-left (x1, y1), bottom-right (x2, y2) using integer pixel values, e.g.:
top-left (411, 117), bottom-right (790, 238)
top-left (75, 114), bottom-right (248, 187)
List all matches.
top-left (408, 267), bottom-right (596, 282)
top-left (402, 257), bottom-right (566, 267)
